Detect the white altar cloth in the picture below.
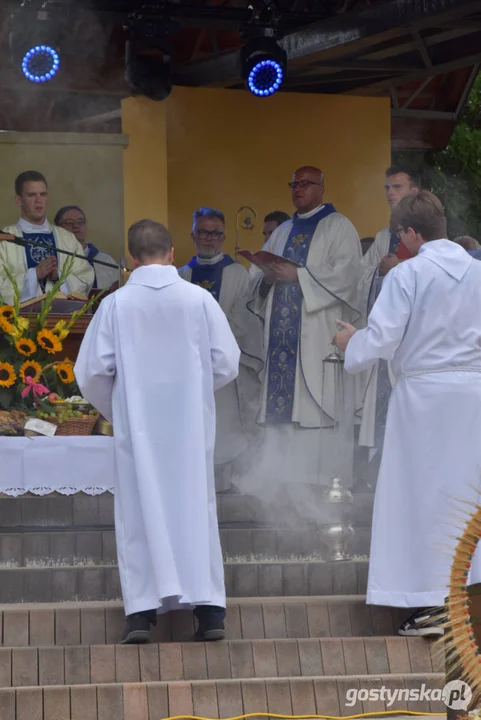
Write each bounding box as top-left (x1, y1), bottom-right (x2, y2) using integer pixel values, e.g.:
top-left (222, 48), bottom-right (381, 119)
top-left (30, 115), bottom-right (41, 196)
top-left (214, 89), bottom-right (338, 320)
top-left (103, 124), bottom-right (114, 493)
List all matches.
top-left (0, 436), bottom-right (115, 496)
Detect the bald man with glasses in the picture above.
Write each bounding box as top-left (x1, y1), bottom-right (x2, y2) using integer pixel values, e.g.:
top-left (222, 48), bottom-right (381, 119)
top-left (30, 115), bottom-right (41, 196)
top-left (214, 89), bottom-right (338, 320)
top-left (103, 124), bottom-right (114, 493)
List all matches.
top-left (246, 166), bottom-right (362, 503)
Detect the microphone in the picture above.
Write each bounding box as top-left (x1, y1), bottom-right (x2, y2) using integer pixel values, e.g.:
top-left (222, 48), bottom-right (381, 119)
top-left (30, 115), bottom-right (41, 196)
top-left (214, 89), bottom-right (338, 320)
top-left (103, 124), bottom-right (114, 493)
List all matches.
top-left (0, 233), bottom-right (27, 247)
top-left (0, 232), bottom-right (118, 270)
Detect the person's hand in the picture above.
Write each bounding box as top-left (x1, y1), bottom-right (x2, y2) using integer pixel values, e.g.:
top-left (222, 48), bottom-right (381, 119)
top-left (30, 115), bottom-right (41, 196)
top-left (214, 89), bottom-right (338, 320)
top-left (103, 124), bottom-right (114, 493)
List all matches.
top-left (36, 257), bottom-right (57, 280)
top-left (273, 262), bottom-right (298, 283)
top-left (332, 320), bottom-right (357, 352)
top-left (379, 253), bottom-right (399, 276)
top-left (262, 264), bottom-right (277, 284)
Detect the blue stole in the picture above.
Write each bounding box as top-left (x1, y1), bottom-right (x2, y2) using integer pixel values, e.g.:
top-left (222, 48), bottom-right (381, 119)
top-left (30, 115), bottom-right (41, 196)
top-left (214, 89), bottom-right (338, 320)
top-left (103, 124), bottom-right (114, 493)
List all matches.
top-left (188, 254), bottom-right (235, 301)
top-left (388, 231), bottom-right (400, 255)
top-left (85, 243), bottom-right (100, 289)
top-left (23, 231), bottom-right (58, 293)
top-left (265, 204), bottom-right (336, 424)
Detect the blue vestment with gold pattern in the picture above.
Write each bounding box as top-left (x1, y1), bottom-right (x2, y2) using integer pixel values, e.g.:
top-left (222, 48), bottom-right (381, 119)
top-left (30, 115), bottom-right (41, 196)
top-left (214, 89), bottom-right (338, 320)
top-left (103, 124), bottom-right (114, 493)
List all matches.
top-left (187, 255), bottom-right (235, 301)
top-left (23, 231), bottom-right (58, 293)
top-left (266, 204), bottom-right (336, 424)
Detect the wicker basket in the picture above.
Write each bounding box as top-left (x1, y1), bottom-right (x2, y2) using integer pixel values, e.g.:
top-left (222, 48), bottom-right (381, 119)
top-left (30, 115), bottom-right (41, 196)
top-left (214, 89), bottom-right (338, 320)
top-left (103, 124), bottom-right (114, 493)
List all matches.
top-left (52, 414), bottom-right (99, 436)
top-left (24, 414), bottom-right (99, 437)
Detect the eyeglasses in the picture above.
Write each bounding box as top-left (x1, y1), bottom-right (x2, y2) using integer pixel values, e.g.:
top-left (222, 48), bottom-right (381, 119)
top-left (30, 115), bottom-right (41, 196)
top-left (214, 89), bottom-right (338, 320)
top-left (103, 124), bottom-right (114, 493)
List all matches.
top-left (195, 230), bottom-right (224, 241)
top-left (288, 181), bottom-right (322, 190)
top-left (61, 218), bottom-right (86, 227)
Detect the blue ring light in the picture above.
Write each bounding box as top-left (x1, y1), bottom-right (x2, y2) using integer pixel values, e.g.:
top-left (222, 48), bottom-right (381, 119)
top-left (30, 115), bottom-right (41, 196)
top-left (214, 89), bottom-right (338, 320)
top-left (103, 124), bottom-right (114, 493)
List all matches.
top-left (22, 45), bottom-right (60, 83)
top-left (248, 58), bottom-right (283, 97)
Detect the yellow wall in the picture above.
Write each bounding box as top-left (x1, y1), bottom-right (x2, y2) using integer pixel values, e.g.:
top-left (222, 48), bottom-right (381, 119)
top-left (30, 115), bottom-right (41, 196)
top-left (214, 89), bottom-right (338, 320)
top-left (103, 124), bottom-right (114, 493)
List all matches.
top-left (122, 96), bottom-right (169, 256)
top-left (0, 132), bottom-right (126, 260)
top-left (123, 88), bottom-right (391, 268)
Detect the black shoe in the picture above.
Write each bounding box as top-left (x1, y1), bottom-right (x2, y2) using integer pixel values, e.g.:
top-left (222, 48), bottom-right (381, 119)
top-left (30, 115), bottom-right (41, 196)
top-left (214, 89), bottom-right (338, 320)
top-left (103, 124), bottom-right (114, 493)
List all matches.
top-left (398, 607), bottom-right (445, 638)
top-left (121, 611), bottom-right (156, 645)
top-left (194, 606), bottom-right (226, 642)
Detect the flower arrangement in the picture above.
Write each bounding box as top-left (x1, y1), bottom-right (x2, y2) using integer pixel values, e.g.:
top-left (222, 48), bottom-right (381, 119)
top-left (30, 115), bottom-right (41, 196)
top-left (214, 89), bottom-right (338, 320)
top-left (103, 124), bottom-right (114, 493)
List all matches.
top-left (0, 255), bottom-right (99, 412)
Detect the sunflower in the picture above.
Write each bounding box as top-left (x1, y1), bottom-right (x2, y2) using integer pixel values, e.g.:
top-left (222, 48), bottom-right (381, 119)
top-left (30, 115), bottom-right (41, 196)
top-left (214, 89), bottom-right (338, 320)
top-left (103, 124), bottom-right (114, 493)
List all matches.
top-left (0, 361), bottom-right (16, 388)
top-left (56, 361), bottom-right (75, 384)
top-left (19, 360), bottom-right (42, 383)
top-left (0, 315), bottom-right (15, 335)
top-left (0, 306), bottom-right (14, 322)
top-left (37, 329), bottom-right (62, 355)
top-left (53, 320), bottom-right (69, 341)
top-left (15, 338), bottom-right (37, 357)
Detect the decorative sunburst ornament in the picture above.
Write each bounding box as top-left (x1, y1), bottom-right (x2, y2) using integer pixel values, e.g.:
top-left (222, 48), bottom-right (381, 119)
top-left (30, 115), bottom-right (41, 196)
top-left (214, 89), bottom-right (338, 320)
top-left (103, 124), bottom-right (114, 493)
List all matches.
top-left (235, 205), bottom-right (257, 260)
top-left (442, 501), bottom-right (481, 711)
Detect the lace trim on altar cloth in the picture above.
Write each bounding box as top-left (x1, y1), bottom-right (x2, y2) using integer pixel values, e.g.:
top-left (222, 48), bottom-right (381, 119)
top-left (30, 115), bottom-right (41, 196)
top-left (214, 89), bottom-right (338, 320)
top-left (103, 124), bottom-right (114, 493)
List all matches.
top-left (2, 486), bottom-right (115, 497)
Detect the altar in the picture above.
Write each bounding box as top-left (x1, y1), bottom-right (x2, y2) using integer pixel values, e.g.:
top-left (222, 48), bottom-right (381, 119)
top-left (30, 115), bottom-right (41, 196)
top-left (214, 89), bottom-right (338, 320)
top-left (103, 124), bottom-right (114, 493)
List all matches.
top-left (0, 436), bottom-right (115, 496)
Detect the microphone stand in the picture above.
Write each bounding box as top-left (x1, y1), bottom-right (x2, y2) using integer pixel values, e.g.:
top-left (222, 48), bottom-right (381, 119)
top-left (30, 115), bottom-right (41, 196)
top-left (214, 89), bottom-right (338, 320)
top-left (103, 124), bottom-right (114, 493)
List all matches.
top-left (0, 232), bottom-right (119, 270)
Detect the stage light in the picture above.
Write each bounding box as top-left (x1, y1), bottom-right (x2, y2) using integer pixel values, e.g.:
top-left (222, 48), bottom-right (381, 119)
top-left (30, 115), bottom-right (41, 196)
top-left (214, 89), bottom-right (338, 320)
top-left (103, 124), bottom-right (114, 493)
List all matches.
top-left (242, 38), bottom-right (287, 97)
top-left (21, 45), bottom-right (60, 84)
top-left (125, 40), bottom-right (172, 101)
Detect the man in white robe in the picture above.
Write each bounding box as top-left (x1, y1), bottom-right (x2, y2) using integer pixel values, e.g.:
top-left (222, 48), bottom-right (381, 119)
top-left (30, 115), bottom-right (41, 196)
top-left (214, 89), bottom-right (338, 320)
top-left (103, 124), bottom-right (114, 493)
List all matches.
top-left (74, 219), bottom-right (240, 644)
top-left (1, 171), bottom-right (94, 304)
top-left (246, 166), bottom-right (362, 504)
top-left (54, 205), bottom-right (119, 290)
top-left (178, 207), bottom-right (262, 490)
top-left (333, 191), bottom-right (481, 637)
top-left (358, 166), bottom-right (420, 451)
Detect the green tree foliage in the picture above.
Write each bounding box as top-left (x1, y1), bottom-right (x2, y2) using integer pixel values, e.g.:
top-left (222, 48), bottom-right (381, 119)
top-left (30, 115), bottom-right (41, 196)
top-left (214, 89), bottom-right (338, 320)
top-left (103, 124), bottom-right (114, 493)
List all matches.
top-left (393, 73), bottom-right (481, 240)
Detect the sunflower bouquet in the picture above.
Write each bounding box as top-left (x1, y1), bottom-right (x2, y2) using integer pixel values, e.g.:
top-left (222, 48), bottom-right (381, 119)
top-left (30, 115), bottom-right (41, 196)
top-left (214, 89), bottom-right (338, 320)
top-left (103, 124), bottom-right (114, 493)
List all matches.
top-left (0, 255), bottom-right (99, 415)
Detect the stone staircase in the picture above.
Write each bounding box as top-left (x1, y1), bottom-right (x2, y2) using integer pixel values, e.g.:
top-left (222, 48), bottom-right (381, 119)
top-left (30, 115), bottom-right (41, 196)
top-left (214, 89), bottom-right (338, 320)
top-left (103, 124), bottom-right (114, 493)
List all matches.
top-left (0, 492), bottom-right (446, 720)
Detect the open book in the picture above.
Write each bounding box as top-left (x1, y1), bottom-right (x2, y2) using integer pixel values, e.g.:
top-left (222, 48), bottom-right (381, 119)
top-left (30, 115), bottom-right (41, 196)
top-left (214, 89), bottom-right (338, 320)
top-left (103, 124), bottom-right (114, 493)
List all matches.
top-left (237, 250), bottom-right (300, 270)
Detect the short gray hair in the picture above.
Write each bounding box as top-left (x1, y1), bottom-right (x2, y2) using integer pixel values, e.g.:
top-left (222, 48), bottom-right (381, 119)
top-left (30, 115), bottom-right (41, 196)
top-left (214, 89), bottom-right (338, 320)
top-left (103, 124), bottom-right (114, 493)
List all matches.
top-left (192, 207), bottom-right (225, 233)
top-left (128, 219), bottom-right (172, 261)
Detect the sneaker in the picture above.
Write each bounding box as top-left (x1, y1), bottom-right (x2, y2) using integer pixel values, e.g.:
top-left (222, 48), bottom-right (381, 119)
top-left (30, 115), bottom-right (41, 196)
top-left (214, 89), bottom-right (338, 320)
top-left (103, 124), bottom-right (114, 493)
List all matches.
top-left (121, 611), bottom-right (156, 644)
top-left (398, 607), bottom-right (445, 638)
top-left (194, 605), bottom-right (226, 642)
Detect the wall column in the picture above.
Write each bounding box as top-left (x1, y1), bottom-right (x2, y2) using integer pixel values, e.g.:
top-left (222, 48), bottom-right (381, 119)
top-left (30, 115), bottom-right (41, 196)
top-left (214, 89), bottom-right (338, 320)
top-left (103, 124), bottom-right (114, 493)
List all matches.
top-left (122, 97), bottom-right (169, 255)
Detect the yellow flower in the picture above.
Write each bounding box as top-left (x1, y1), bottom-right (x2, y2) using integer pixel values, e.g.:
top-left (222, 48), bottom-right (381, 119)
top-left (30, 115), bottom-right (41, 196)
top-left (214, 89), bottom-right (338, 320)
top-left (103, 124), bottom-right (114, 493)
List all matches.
top-left (56, 361), bottom-right (75, 384)
top-left (19, 360), bottom-right (42, 383)
top-left (53, 320), bottom-right (69, 341)
top-left (0, 305), bottom-right (14, 322)
top-left (15, 338), bottom-right (37, 357)
top-left (37, 329), bottom-right (62, 355)
top-left (0, 315), bottom-right (15, 335)
top-left (0, 362), bottom-right (16, 388)
top-left (15, 317), bottom-right (29, 333)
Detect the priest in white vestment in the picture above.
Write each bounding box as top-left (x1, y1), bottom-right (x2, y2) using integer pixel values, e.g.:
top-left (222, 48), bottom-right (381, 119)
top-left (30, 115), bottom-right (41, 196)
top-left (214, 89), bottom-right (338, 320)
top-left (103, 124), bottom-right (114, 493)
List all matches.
top-left (75, 219), bottom-right (240, 644)
top-left (178, 207), bottom-right (262, 490)
top-left (54, 205), bottom-right (119, 291)
top-left (333, 191), bottom-right (481, 637)
top-left (246, 166), bottom-right (362, 506)
top-left (358, 166), bottom-right (420, 451)
top-left (1, 171), bottom-right (94, 304)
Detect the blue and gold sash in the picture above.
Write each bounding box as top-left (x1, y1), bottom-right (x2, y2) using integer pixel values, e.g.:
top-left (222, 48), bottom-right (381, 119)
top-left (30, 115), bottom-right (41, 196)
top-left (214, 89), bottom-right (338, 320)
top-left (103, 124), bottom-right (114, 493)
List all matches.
top-left (188, 254), bottom-right (235, 301)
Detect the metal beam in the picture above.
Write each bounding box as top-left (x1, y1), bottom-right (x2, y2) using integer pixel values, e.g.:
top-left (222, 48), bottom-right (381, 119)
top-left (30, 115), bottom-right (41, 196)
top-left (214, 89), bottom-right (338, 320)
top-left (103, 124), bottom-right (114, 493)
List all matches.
top-left (391, 108), bottom-right (456, 120)
top-left (174, 0), bottom-right (481, 86)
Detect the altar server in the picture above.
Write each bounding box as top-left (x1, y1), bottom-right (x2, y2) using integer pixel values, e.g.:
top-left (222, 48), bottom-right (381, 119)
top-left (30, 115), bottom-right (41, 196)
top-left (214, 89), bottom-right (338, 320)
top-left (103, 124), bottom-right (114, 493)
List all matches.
top-left (178, 207), bottom-right (262, 487)
top-left (75, 219), bottom-right (239, 644)
top-left (333, 191), bottom-right (481, 636)
top-left (247, 166), bottom-right (362, 493)
top-left (1, 171), bottom-right (94, 304)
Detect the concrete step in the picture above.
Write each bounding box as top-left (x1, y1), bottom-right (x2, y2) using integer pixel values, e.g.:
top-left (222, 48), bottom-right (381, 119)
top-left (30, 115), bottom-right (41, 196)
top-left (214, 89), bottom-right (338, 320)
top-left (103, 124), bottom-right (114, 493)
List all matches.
top-left (0, 597), bottom-right (409, 646)
top-left (0, 675), bottom-right (447, 720)
top-left (0, 526), bottom-right (371, 568)
top-left (0, 560), bottom-right (369, 603)
top-left (0, 637), bottom-right (444, 687)
top-left (0, 491), bottom-right (374, 529)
